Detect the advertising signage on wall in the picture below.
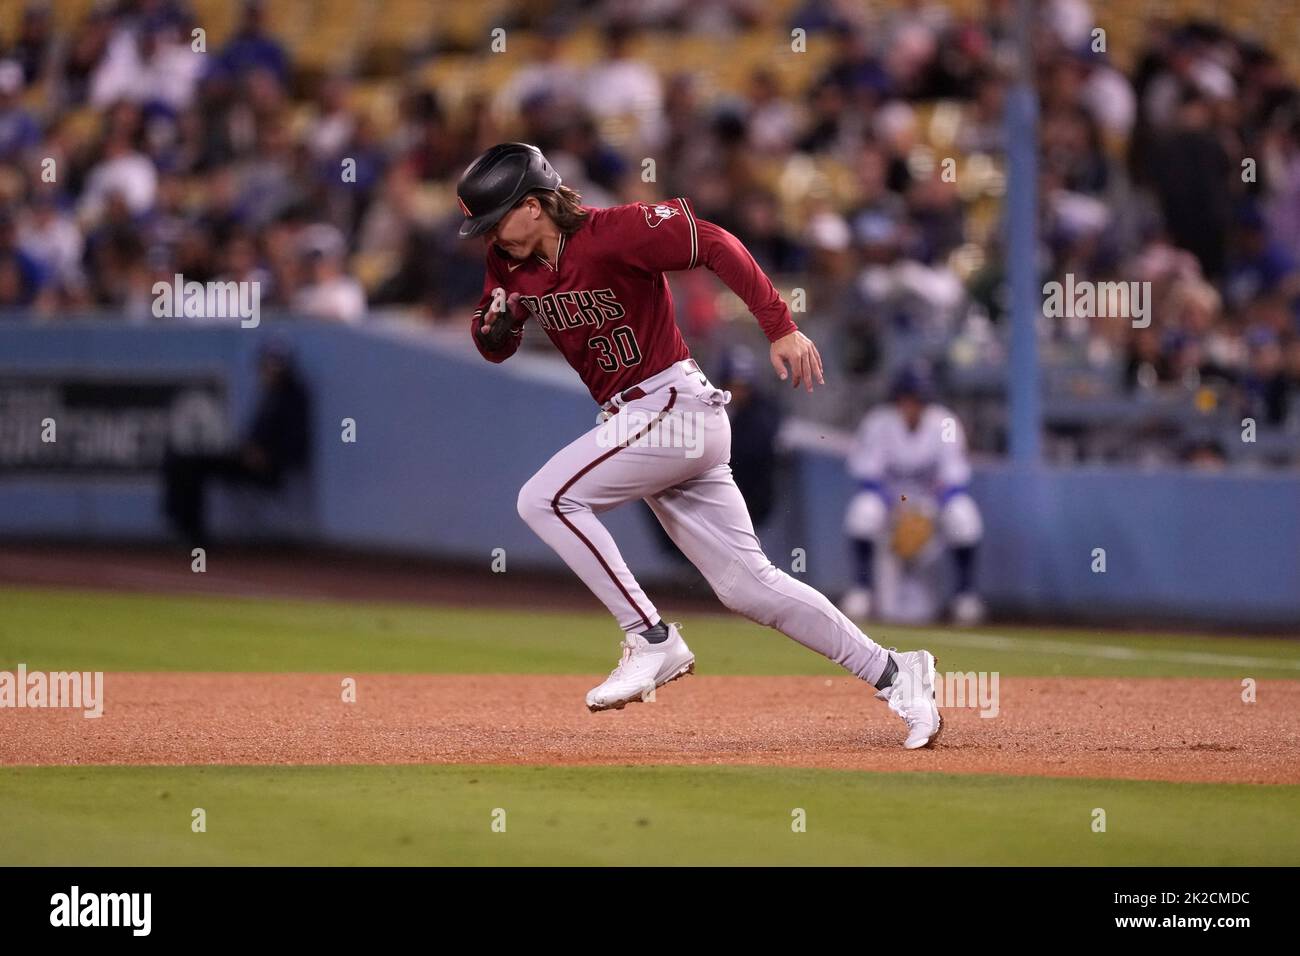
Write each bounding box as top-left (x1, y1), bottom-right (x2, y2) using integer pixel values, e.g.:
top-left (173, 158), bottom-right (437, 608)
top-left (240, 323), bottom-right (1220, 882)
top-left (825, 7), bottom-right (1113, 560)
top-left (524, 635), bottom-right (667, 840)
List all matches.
top-left (0, 371), bottom-right (231, 475)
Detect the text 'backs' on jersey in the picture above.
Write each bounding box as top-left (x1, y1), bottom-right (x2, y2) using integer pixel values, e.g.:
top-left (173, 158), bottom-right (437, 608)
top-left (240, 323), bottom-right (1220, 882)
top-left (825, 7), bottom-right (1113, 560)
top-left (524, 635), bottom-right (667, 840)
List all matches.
top-left (470, 198), bottom-right (798, 404)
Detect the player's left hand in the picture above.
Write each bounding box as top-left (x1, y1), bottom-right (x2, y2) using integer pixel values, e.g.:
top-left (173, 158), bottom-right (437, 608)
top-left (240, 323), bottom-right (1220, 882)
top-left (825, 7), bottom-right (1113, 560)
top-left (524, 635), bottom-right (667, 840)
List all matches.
top-left (770, 330), bottom-right (825, 392)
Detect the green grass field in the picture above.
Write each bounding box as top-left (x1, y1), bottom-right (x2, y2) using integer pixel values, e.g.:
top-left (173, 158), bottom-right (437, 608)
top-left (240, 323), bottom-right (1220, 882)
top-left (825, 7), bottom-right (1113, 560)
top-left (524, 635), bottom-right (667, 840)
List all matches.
top-left (2, 586), bottom-right (1298, 866)
top-left (3, 586), bottom-right (1298, 677)
top-left (4, 765), bottom-right (1297, 866)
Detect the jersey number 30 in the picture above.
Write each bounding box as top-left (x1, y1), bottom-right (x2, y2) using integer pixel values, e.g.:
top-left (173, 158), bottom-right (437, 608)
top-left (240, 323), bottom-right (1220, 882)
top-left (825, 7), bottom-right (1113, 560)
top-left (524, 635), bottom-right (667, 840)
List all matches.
top-left (588, 326), bottom-right (642, 372)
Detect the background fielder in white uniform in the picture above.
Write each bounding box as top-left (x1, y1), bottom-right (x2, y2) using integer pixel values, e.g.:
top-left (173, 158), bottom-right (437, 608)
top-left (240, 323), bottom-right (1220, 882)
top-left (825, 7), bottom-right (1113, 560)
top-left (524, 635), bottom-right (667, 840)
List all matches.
top-left (841, 367), bottom-right (985, 625)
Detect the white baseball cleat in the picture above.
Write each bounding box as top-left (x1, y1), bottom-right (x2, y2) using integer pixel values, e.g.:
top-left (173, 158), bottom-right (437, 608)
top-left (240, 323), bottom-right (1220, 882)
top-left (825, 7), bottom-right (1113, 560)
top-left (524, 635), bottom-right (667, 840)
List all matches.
top-left (586, 623), bottom-right (695, 712)
top-left (839, 586), bottom-right (873, 621)
top-left (875, 649), bottom-right (942, 749)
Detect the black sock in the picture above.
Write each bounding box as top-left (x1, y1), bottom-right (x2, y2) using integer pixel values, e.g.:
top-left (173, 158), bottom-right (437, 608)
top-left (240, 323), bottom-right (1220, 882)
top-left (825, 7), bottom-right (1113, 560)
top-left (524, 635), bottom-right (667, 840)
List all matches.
top-left (853, 538), bottom-right (875, 587)
top-left (952, 545), bottom-right (976, 594)
top-left (874, 654), bottom-right (898, 690)
top-left (640, 620), bottom-right (669, 643)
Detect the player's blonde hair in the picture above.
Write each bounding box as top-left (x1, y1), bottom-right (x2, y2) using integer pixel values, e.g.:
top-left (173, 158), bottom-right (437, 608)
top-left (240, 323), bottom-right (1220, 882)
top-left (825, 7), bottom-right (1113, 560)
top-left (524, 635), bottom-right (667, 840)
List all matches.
top-left (528, 185), bottom-right (590, 236)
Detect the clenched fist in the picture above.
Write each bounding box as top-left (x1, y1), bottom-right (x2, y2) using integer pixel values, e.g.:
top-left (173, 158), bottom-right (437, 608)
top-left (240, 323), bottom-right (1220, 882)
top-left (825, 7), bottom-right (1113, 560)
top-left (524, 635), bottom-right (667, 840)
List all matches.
top-left (476, 288), bottom-right (529, 351)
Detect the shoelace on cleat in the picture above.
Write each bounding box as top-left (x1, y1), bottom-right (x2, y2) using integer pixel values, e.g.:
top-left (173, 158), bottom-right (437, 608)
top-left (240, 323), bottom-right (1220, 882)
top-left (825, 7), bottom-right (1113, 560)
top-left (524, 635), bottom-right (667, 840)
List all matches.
top-left (606, 627), bottom-right (679, 682)
top-left (886, 690), bottom-right (922, 730)
top-left (878, 670), bottom-right (927, 730)
top-left (606, 637), bottom-right (638, 679)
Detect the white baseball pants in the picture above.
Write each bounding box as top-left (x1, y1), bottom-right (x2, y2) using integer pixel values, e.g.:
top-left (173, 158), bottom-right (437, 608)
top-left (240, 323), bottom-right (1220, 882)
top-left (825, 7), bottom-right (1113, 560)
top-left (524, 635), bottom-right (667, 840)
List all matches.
top-left (515, 359), bottom-right (892, 685)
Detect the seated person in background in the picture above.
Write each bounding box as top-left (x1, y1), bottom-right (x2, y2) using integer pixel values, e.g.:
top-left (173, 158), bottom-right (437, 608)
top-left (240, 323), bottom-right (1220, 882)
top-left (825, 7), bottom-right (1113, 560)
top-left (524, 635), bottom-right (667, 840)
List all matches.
top-left (163, 339), bottom-right (311, 543)
top-left (840, 365), bottom-right (984, 625)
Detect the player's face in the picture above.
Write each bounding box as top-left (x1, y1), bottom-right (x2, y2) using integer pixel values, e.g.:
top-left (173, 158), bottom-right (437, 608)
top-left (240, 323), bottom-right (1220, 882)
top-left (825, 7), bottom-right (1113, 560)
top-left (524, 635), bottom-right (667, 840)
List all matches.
top-left (897, 395), bottom-right (924, 430)
top-left (487, 199), bottom-right (542, 258)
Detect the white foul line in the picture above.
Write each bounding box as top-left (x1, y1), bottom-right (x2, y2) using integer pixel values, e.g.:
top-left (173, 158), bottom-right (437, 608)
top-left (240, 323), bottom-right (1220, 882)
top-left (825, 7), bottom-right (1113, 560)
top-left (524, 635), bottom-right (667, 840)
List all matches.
top-left (901, 630), bottom-right (1300, 672)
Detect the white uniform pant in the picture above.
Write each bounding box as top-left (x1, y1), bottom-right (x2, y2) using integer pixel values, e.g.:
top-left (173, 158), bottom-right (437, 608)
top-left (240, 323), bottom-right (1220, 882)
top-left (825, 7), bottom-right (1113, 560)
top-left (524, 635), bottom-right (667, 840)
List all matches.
top-left (516, 360), bottom-right (891, 685)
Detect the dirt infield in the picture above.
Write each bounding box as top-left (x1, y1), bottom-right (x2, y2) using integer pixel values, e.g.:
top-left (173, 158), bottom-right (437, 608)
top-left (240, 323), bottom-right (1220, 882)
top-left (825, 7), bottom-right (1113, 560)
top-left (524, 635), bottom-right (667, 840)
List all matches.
top-left (3, 673), bottom-right (1296, 784)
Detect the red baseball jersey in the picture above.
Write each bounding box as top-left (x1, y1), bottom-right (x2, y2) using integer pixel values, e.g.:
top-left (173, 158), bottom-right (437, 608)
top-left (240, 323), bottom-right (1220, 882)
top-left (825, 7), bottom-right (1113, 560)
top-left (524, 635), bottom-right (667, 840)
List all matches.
top-left (469, 198), bottom-right (798, 405)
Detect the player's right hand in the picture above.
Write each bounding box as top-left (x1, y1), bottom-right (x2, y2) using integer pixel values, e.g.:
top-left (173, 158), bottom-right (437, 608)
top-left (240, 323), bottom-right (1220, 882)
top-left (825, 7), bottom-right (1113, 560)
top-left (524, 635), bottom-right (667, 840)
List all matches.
top-left (477, 288), bottom-right (528, 350)
top-left (480, 289), bottom-right (526, 335)
top-left (770, 330), bottom-right (825, 392)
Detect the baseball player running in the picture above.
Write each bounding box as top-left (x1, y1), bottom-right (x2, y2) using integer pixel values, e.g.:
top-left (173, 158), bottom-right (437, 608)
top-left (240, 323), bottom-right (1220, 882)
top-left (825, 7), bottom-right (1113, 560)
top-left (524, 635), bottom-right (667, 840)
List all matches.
top-left (458, 142), bottom-right (940, 748)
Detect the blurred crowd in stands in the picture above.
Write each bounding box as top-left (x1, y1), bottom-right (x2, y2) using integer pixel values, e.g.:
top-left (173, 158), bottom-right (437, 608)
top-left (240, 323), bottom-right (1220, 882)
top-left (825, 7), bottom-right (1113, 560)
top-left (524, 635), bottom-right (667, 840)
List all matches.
top-left (1, 0), bottom-right (1298, 464)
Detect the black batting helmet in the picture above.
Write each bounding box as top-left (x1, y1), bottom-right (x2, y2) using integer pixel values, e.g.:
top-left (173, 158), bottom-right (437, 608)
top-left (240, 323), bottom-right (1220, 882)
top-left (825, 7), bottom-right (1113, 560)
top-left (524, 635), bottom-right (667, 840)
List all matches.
top-left (456, 143), bottom-right (562, 238)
